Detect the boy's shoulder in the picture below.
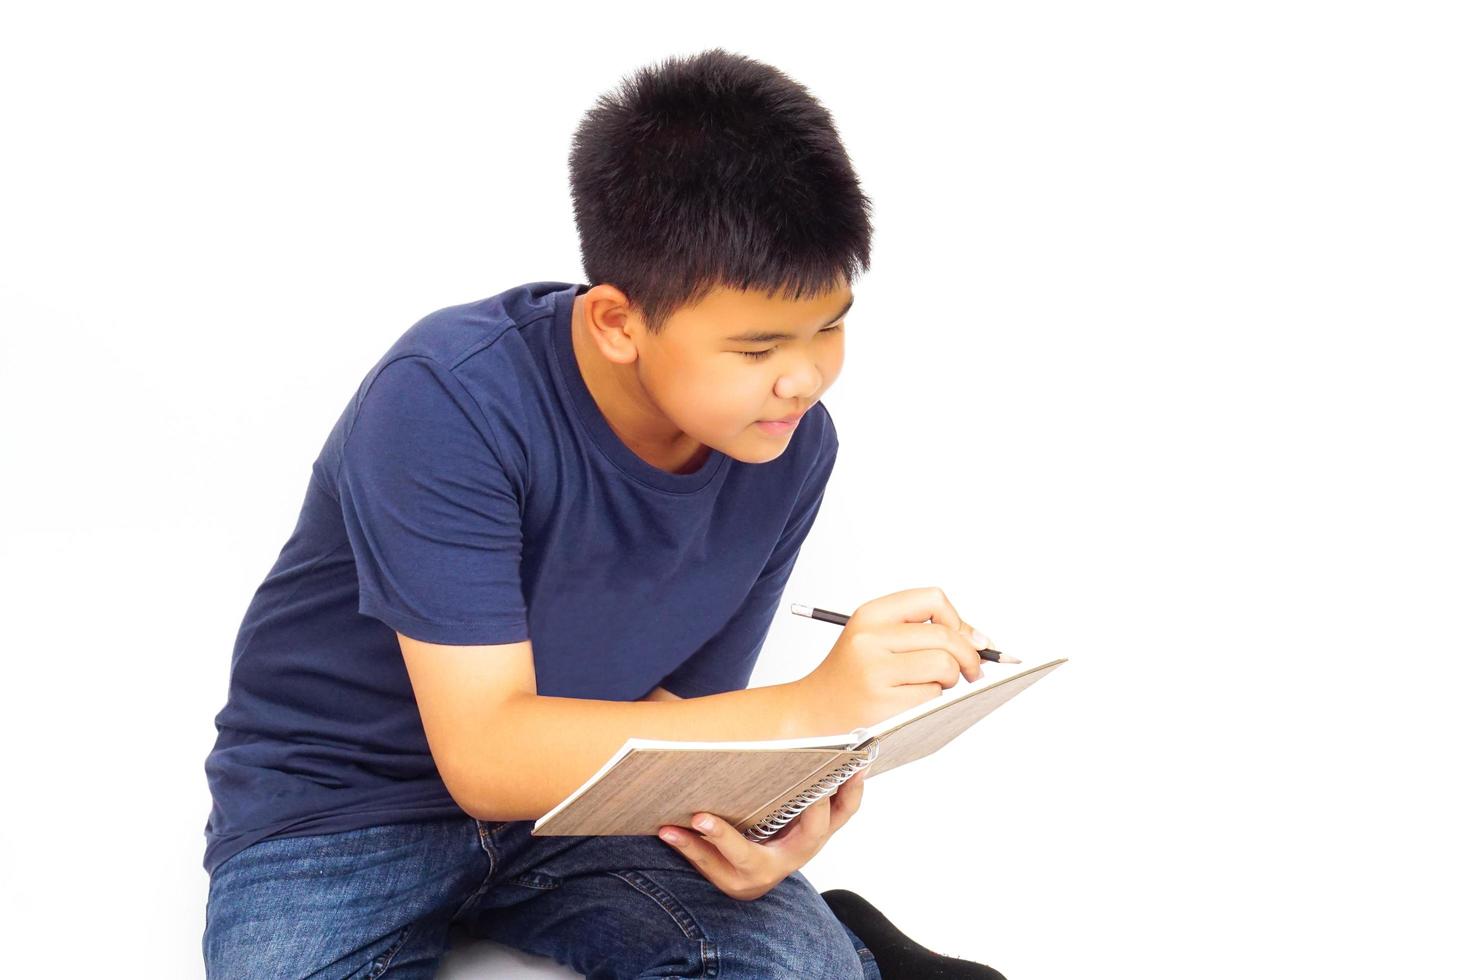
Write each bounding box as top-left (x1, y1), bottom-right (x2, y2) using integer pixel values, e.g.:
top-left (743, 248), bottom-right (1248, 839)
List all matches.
top-left (381, 280), bottom-right (571, 371)
top-left (324, 282), bottom-right (572, 480)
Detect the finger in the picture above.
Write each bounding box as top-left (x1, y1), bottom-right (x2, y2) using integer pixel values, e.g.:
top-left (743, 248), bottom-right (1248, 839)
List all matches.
top-left (884, 622), bottom-right (983, 682)
top-left (959, 621), bottom-right (992, 651)
top-left (688, 812), bottom-right (762, 876)
top-left (854, 586), bottom-right (964, 632)
top-left (659, 824), bottom-right (738, 883)
top-left (771, 795), bottom-right (833, 858)
top-left (828, 770), bottom-right (865, 833)
top-left (880, 679), bottom-right (946, 709)
top-left (805, 794), bottom-right (833, 839)
top-left (890, 648), bottom-right (970, 689)
top-left (923, 585), bottom-right (965, 632)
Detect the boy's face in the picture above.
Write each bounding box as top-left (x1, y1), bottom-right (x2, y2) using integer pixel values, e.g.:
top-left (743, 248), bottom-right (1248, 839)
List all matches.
top-left (573, 280), bottom-right (850, 468)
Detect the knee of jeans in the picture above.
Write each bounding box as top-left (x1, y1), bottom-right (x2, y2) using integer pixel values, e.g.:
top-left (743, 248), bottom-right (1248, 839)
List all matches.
top-left (568, 934), bottom-right (714, 979)
top-left (713, 914), bottom-right (869, 979)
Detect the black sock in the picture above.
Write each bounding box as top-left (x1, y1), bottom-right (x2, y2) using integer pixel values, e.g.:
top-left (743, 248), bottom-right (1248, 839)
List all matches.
top-left (821, 888), bottom-right (1008, 980)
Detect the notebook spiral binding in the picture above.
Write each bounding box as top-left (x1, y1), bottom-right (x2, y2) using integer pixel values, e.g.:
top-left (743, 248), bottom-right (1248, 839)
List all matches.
top-left (742, 728), bottom-right (881, 843)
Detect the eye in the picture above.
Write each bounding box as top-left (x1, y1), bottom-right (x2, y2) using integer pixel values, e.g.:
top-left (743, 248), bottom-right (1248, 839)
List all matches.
top-left (738, 324), bottom-right (843, 361)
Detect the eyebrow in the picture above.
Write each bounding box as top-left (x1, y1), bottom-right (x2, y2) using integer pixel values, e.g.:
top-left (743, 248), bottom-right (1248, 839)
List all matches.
top-left (725, 294), bottom-right (854, 343)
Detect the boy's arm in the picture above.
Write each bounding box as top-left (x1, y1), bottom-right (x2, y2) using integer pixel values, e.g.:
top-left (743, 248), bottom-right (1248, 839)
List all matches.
top-left (399, 633), bottom-right (814, 823)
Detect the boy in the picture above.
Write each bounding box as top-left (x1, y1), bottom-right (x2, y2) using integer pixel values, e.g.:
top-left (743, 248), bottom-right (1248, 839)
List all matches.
top-left (202, 48), bottom-right (1006, 978)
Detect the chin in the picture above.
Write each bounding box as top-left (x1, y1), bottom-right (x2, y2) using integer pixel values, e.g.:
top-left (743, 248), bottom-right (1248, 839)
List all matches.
top-left (723, 434), bottom-right (792, 465)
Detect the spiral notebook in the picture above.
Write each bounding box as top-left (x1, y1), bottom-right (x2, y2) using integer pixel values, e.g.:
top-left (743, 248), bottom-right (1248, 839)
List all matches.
top-left (532, 657), bottom-right (1068, 841)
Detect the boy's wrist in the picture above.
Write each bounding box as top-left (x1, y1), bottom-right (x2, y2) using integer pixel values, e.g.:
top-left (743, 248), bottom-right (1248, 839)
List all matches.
top-left (770, 679), bottom-right (824, 740)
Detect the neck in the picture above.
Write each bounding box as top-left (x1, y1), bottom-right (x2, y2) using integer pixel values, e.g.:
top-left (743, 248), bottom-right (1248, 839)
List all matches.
top-left (569, 292), bottom-right (711, 475)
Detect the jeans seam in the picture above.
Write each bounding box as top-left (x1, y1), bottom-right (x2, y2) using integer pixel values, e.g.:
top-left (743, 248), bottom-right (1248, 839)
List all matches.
top-left (605, 870), bottom-right (707, 943)
top-left (448, 822), bottom-right (502, 923)
top-left (366, 923), bottom-right (415, 979)
top-left (606, 870), bottom-right (720, 977)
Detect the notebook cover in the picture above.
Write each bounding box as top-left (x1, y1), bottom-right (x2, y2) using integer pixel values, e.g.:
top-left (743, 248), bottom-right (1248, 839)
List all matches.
top-left (531, 746), bottom-right (871, 836)
top-left (531, 658), bottom-right (1068, 837)
top-left (857, 658), bottom-right (1067, 777)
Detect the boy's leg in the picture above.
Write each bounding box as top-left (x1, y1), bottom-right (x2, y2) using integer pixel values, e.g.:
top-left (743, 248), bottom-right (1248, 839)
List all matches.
top-left (452, 821), bottom-right (879, 979)
top-left (203, 816), bottom-right (491, 979)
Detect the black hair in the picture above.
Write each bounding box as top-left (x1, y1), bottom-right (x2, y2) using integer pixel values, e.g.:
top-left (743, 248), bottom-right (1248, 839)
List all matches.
top-left (567, 47), bottom-right (874, 335)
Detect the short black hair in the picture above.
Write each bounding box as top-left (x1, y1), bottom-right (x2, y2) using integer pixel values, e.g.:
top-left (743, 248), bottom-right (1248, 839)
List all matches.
top-left (567, 47), bottom-right (874, 336)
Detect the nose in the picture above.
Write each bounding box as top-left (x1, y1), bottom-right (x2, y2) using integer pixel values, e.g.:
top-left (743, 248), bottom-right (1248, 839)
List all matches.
top-left (775, 362), bottom-right (823, 401)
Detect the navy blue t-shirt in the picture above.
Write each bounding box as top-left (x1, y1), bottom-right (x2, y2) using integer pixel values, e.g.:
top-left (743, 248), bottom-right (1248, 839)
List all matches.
top-left (202, 280), bottom-right (839, 874)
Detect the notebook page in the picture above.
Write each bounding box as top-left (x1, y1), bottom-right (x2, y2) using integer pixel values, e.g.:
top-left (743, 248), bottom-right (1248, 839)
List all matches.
top-left (858, 658), bottom-right (1068, 778)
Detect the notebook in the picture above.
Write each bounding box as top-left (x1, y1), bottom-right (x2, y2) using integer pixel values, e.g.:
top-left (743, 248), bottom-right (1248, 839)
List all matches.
top-left (532, 657), bottom-right (1068, 841)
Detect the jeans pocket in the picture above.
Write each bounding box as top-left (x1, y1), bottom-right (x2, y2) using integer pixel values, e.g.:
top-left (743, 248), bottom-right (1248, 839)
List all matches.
top-left (505, 870), bottom-right (562, 892)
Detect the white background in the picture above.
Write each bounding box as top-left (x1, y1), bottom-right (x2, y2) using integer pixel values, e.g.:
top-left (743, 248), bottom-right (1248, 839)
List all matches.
top-left (2, 2), bottom-right (1466, 977)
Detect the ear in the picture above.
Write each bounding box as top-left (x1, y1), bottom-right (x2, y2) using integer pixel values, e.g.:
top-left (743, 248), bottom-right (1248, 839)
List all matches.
top-left (579, 285), bottom-right (642, 365)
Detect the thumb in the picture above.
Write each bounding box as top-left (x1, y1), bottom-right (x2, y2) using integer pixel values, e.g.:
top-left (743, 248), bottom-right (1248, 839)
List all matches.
top-left (859, 586), bottom-right (965, 632)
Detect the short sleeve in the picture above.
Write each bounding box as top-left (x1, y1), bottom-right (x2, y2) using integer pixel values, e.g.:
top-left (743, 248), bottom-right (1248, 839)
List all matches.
top-left (336, 355), bottom-right (530, 646)
top-left (659, 418), bottom-right (839, 698)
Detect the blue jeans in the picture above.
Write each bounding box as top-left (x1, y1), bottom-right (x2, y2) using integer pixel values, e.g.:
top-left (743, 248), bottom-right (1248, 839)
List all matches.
top-left (204, 815), bottom-right (881, 979)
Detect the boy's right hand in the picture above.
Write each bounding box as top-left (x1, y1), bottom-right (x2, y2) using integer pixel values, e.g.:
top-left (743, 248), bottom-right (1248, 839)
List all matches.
top-left (792, 587), bottom-right (992, 735)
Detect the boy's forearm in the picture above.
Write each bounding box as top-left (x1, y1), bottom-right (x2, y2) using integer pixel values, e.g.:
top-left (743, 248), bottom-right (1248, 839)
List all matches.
top-left (462, 681), bottom-right (812, 822)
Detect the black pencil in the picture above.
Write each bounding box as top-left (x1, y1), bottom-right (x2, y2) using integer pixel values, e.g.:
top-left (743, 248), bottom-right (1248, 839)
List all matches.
top-left (789, 603), bottom-right (1022, 664)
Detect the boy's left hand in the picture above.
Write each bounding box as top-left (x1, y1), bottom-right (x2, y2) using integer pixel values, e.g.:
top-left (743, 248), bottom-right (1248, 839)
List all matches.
top-left (657, 768), bottom-right (867, 902)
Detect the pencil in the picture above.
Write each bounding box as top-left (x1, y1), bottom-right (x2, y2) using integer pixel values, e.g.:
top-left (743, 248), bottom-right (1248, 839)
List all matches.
top-left (789, 603), bottom-right (1022, 664)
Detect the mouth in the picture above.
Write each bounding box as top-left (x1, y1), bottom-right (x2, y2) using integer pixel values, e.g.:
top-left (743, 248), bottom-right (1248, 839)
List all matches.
top-left (755, 414), bottom-right (803, 434)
